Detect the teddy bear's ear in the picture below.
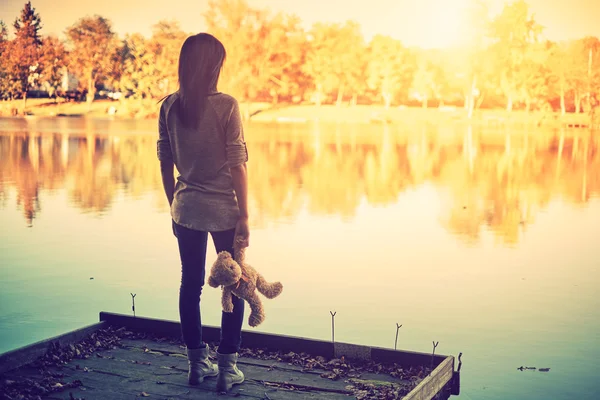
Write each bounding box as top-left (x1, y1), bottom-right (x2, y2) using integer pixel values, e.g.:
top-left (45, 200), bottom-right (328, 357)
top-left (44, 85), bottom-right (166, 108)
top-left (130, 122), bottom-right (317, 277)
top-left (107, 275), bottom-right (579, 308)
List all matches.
top-left (208, 276), bottom-right (219, 288)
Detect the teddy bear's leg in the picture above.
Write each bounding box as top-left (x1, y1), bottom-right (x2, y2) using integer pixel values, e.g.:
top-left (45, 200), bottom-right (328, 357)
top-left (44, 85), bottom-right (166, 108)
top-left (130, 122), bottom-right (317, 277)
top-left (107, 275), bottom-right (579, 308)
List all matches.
top-left (256, 275), bottom-right (283, 299)
top-left (222, 286), bottom-right (234, 313)
top-left (245, 291), bottom-right (265, 327)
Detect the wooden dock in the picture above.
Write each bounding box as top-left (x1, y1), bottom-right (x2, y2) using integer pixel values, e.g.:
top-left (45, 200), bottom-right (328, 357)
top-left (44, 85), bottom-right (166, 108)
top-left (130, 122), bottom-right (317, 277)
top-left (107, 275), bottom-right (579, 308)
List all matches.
top-left (0, 312), bottom-right (461, 399)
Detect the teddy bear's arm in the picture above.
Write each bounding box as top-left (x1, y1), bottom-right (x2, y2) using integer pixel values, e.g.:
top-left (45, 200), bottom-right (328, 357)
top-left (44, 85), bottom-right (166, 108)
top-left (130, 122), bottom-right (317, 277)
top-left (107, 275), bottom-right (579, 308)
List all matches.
top-left (256, 274), bottom-right (283, 299)
top-left (222, 286), bottom-right (234, 313)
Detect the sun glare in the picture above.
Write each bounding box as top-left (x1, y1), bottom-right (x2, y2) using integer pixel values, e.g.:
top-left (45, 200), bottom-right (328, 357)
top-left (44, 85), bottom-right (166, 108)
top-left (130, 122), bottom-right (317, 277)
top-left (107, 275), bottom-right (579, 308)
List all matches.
top-left (391, 0), bottom-right (469, 49)
top-left (430, 0), bottom-right (469, 48)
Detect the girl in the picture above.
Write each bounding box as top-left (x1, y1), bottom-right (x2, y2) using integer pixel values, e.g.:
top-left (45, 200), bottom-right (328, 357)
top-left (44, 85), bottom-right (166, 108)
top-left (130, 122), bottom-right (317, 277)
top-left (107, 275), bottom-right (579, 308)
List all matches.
top-left (157, 33), bottom-right (248, 392)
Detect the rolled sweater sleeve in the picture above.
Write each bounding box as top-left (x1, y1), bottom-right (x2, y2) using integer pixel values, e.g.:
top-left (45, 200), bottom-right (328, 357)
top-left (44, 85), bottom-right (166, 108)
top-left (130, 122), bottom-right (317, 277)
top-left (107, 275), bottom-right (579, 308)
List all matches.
top-left (157, 100), bottom-right (173, 162)
top-left (225, 99), bottom-right (248, 167)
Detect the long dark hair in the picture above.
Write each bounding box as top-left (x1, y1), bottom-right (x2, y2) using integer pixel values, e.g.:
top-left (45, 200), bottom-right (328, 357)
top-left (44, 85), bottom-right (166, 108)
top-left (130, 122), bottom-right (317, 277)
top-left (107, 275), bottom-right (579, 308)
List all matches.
top-left (176, 33), bottom-right (226, 128)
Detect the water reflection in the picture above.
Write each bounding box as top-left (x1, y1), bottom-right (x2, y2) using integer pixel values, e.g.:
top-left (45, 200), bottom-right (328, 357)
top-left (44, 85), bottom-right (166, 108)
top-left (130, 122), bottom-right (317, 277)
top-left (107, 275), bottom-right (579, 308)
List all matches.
top-left (0, 123), bottom-right (598, 244)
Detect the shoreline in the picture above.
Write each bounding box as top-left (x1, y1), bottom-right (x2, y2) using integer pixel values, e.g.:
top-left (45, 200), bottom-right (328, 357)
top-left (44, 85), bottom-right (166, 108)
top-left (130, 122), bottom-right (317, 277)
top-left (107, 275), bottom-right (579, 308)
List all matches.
top-left (0, 98), bottom-right (597, 130)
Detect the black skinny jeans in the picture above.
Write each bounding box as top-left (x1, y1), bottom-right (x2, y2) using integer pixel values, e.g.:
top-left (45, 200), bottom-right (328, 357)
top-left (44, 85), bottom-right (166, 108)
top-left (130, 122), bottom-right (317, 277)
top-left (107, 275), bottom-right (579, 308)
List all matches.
top-left (173, 221), bottom-right (245, 353)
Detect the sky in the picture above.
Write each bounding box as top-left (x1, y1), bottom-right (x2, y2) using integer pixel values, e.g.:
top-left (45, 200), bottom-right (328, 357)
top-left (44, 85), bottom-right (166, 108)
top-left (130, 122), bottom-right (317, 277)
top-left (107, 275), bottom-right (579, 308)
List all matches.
top-left (1, 0), bottom-right (599, 49)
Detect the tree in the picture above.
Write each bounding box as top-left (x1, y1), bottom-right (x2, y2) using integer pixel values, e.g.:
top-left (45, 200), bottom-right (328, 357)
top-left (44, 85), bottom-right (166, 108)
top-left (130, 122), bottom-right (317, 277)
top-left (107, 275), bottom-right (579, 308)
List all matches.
top-left (40, 36), bottom-right (67, 99)
top-left (303, 22), bottom-right (364, 106)
top-left (562, 38), bottom-right (598, 113)
top-left (582, 36), bottom-right (600, 112)
top-left (149, 20), bottom-right (187, 97)
top-left (248, 12), bottom-right (304, 104)
top-left (516, 41), bottom-right (553, 112)
top-left (7, 2), bottom-right (43, 112)
top-left (345, 39), bottom-right (369, 106)
top-left (65, 16), bottom-right (116, 109)
top-left (204, 0), bottom-right (286, 116)
top-left (105, 39), bottom-right (128, 94)
top-left (330, 21), bottom-right (365, 106)
top-left (461, 0), bottom-right (490, 116)
top-left (119, 33), bottom-right (159, 100)
top-left (0, 20), bottom-right (10, 99)
top-left (0, 20), bottom-right (7, 51)
top-left (366, 35), bottom-right (412, 109)
top-left (263, 14), bottom-right (311, 104)
top-left (547, 41), bottom-right (570, 114)
top-left (410, 57), bottom-right (438, 108)
top-left (489, 0), bottom-right (543, 111)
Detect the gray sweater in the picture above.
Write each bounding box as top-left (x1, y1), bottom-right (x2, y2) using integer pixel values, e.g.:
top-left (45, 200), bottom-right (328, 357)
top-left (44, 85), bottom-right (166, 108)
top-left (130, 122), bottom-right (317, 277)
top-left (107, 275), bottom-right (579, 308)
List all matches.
top-left (157, 92), bottom-right (248, 232)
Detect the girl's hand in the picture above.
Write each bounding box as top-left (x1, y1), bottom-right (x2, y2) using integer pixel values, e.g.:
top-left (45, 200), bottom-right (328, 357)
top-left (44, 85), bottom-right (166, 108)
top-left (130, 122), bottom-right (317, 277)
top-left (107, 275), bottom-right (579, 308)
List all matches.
top-left (235, 217), bottom-right (250, 248)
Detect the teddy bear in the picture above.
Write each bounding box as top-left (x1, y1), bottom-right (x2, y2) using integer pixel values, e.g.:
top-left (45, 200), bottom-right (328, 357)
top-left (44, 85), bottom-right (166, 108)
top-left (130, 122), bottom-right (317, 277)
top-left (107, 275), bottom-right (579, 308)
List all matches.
top-left (208, 243), bottom-right (283, 327)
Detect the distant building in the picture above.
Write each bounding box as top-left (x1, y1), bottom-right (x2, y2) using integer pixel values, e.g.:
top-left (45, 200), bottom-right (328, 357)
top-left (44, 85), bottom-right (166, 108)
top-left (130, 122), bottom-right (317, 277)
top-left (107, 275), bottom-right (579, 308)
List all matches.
top-left (61, 68), bottom-right (79, 92)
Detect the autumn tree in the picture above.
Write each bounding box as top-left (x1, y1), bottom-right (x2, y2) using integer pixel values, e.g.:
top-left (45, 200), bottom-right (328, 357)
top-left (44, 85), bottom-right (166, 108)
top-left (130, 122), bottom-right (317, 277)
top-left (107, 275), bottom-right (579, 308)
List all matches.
top-left (0, 20), bottom-right (9, 99)
top-left (460, 0), bottom-right (491, 116)
top-left (581, 36), bottom-right (600, 112)
top-left (302, 23), bottom-right (339, 106)
top-left (263, 14), bottom-right (310, 104)
top-left (149, 20), bottom-right (187, 97)
top-left (518, 41), bottom-right (556, 112)
top-left (205, 0), bottom-right (296, 117)
top-left (0, 20), bottom-right (6, 50)
top-left (410, 57), bottom-right (438, 108)
top-left (552, 38), bottom-right (599, 113)
top-left (568, 40), bottom-right (590, 113)
top-left (365, 35), bottom-right (412, 108)
top-left (40, 36), bottom-right (67, 99)
top-left (7, 2), bottom-right (43, 112)
top-left (547, 41), bottom-right (570, 114)
top-left (65, 16), bottom-right (116, 109)
top-left (248, 12), bottom-right (307, 104)
top-left (419, 49), bottom-right (464, 107)
top-left (331, 21), bottom-right (365, 106)
top-left (489, 0), bottom-right (543, 111)
top-left (119, 33), bottom-right (160, 100)
top-left (105, 39), bottom-right (128, 93)
top-left (302, 22), bottom-right (364, 106)
top-left (346, 41), bottom-right (369, 106)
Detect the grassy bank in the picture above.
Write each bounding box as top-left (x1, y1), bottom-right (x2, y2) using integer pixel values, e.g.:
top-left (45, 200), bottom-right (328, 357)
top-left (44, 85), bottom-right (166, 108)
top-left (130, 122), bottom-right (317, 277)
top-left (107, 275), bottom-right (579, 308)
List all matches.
top-left (250, 104), bottom-right (598, 130)
top-left (0, 98), bottom-right (119, 118)
top-left (1, 98), bottom-right (596, 130)
top-left (0, 98), bottom-right (266, 120)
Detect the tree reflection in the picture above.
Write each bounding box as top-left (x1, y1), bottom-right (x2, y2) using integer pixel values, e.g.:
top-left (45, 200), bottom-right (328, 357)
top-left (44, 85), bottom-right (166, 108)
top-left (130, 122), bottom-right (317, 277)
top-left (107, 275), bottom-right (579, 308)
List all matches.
top-left (0, 125), bottom-right (598, 245)
top-left (438, 128), bottom-right (599, 244)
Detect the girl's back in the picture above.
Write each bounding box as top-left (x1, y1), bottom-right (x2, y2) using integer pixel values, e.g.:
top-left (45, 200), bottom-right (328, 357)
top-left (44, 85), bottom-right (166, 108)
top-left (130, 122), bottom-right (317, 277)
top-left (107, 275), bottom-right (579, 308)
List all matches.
top-left (158, 91), bottom-right (247, 232)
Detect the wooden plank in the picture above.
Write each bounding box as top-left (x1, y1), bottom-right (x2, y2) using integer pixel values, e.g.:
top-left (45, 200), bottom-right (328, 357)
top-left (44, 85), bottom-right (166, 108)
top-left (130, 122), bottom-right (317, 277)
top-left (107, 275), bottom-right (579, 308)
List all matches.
top-left (403, 356), bottom-right (454, 400)
top-left (0, 322), bottom-right (105, 374)
top-left (100, 311), bottom-right (336, 359)
top-left (100, 312), bottom-right (450, 367)
top-left (46, 388), bottom-right (135, 400)
top-left (242, 329), bottom-right (334, 359)
top-left (120, 338), bottom-right (415, 386)
top-left (8, 363), bottom-right (246, 399)
top-left (57, 362), bottom-right (349, 399)
top-left (5, 352), bottom-right (349, 399)
top-left (0, 312), bottom-right (457, 399)
top-left (371, 347), bottom-right (446, 369)
top-left (100, 312), bottom-right (189, 339)
top-left (89, 346), bottom-right (354, 395)
top-left (119, 339), bottom-right (324, 376)
top-left (334, 342), bottom-right (371, 361)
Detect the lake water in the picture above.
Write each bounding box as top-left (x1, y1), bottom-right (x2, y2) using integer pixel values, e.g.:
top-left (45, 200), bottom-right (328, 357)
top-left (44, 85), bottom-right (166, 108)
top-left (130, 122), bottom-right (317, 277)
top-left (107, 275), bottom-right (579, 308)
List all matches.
top-left (0, 117), bottom-right (599, 400)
